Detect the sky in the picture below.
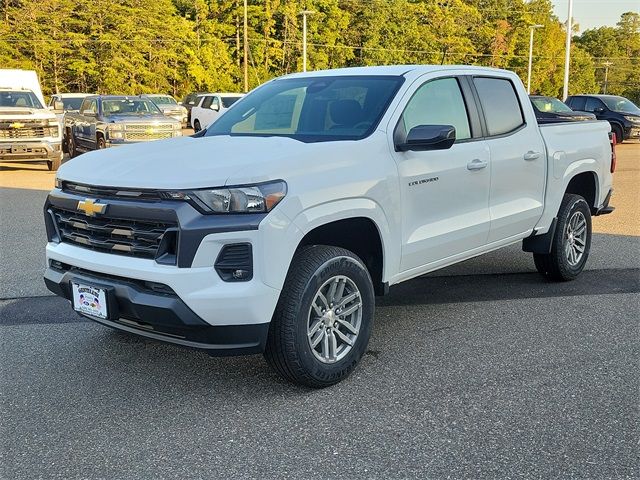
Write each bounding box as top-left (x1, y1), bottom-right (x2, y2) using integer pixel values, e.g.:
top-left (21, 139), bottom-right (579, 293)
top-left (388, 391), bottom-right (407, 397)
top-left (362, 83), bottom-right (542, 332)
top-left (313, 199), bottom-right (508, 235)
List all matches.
top-left (552, 0), bottom-right (640, 33)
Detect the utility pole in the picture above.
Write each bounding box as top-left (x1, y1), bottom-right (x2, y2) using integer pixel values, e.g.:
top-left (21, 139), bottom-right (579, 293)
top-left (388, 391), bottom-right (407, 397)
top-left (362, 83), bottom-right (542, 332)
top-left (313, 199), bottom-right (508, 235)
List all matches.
top-left (300, 10), bottom-right (314, 72)
top-left (562, 0), bottom-right (573, 100)
top-left (602, 61), bottom-right (613, 94)
top-left (527, 24), bottom-right (543, 94)
top-left (243, 0), bottom-right (248, 92)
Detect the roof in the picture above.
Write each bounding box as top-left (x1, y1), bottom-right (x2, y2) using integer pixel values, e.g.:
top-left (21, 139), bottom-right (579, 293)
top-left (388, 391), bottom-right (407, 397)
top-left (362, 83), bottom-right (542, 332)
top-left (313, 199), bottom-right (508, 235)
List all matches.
top-left (282, 64), bottom-right (513, 79)
top-left (569, 94), bottom-right (626, 99)
top-left (53, 93), bottom-right (91, 97)
top-left (199, 92), bottom-right (244, 97)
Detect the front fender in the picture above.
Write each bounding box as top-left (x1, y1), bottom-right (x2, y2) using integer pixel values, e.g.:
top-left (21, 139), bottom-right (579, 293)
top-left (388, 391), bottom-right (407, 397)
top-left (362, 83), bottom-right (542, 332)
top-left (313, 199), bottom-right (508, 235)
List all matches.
top-left (258, 198), bottom-right (397, 291)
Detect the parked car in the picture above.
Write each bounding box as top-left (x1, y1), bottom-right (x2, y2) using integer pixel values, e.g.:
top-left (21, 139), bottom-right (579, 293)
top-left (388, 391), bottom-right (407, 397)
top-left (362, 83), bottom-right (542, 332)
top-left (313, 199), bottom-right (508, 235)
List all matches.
top-left (190, 93), bottom-right (244, 131)
top-left (181, 92), bottom-right (208, 128)
top-left (45, 65), bottom-right (615, 387)
top-left (48, 93), bottom-right (91, 114)
top-left (530, 95), bottom-right (595, 124)
top-left (565, 94), bottom-right (640, 143)
top-left (0, 69), bottom-right (63, 170)
top-left (141, 94), bottom-right (188, 127)
top-left (63, 95), bottom-right (182, 156)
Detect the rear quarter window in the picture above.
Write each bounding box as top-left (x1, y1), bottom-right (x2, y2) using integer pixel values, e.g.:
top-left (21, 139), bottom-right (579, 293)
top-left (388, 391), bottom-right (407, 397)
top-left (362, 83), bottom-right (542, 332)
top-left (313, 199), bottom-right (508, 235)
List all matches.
top-left (473, 77), bottom-right (525, 136)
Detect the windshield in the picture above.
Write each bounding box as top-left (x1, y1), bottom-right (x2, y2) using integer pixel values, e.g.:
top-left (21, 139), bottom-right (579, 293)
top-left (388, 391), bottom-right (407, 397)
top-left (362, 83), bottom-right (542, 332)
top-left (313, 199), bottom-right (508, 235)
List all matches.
top-left (0, 91), bottom-right (43, 109)
top-left (151, 96), bottom-right (177, 105)
top-left (61, 98), bottom-right (85, 111)
top-left (205, 76), bottom-right (404, 142)
top-left (102, 98), bottom-right (162, 115)
top-left (532, 96), bottom-right (573, 113)
top-left (221, 96), bottom-right (242, 108)
top-left (601, 96), bottom-right (640, 114)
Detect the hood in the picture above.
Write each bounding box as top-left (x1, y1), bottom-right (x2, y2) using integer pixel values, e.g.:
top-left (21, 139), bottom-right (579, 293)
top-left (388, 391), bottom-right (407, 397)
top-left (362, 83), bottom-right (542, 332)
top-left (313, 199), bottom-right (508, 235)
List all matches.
top-left (556, 110), bottom-right (596, 120)
top-left (0, 107), bottom-right (57, 121)
top-left (57, 134), bottom-right (365, 190)
top-left (103, 113), bottom-right (176, 123)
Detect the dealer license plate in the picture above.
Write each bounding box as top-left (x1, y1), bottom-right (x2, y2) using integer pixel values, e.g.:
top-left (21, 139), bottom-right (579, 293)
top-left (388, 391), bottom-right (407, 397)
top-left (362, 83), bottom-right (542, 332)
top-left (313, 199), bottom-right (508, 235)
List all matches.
top-left (72, 283), bottom-right (108, 319)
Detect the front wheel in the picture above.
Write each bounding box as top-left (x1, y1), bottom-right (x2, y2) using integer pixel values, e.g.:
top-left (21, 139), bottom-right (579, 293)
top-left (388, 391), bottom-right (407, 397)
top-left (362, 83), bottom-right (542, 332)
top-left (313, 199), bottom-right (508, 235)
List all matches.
top-left (264, 245), bottom-right (375, 388)
top-left (534, 193), bottom-right (592, 281)
top-left (193, 119), bottom-right (201, 132)
top-left (97, 136), bottom-right (106, 149)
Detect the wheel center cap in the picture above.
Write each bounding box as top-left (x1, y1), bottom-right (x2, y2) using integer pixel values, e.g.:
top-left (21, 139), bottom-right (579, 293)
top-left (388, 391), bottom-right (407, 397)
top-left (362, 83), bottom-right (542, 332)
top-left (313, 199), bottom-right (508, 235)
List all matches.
top-left (323, 310), bottom-right (336, 326)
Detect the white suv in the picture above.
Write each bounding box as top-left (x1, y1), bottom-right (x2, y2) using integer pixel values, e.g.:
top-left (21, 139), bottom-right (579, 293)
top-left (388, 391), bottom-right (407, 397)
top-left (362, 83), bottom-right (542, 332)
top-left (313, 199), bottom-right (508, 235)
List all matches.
top-left (190, 93), bottom-right (244, 131)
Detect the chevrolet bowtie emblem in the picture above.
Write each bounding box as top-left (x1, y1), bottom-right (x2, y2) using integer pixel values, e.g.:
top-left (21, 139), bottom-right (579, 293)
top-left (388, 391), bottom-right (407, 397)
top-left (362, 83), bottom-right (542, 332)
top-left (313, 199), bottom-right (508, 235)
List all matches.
top-left (77, 199), bottom-right (107, 216)
top-left (9, 122), bottom-right (24, 129)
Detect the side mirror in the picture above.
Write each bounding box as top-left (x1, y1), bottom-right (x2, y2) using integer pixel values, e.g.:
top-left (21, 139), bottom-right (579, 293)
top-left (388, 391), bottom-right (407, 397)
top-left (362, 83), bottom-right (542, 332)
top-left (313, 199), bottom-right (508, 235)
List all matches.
top-left (396, 125), bottom-right (456, 152)
top-left (210, 103), bottom-right (220, 111)
top-left (593, 107), bottom-right (605, 114)
top-left (53, 100), bottom-right (64, 113)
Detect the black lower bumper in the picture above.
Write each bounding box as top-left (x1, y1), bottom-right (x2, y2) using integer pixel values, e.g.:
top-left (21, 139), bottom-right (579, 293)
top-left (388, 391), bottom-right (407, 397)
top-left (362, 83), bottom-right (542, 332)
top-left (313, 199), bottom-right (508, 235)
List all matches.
top-left (43, 266), bottom-right (269, 356)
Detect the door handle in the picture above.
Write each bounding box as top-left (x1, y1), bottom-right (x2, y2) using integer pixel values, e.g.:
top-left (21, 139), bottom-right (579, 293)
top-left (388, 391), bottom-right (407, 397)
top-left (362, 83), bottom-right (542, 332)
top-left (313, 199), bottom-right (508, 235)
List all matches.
top-left (467, 159), bottom-right (488, 171)
top-left (524, 151), bottom-right (541, 161)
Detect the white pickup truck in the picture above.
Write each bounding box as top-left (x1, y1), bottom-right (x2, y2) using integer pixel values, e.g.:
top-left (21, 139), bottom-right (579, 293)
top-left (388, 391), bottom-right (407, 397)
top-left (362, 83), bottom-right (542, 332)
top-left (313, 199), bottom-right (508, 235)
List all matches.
top-left (44, 66), bottom-right (615, 387)
top-left (1, 69), bottom-right (64, 170)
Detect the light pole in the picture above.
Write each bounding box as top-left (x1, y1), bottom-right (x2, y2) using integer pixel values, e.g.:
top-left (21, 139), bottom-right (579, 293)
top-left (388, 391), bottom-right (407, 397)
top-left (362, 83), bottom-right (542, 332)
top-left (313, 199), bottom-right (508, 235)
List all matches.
top-left (243, 0), bottom-right (248, 92)
top-left (562, 0), bottom-right (573, 100)
top-left (527, 24), bottom-right (543, 94)
top-left (602, 61), bottom-right (613, 94)
top-left (300, 10), bottom-right (314, 72)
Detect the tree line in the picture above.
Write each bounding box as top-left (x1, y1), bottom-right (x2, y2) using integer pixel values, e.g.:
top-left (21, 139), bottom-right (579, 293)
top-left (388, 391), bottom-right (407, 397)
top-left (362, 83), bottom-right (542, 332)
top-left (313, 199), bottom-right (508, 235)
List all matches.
top-left (1, 0), bottom-right (638, 102)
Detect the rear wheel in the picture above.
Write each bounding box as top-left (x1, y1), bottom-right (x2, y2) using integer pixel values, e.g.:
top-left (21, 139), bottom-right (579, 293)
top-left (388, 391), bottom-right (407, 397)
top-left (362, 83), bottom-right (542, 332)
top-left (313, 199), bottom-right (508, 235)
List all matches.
top-left (97, 135), bottom-right (106, 149)
top-left (264, 245), bottom-right (375, 388)
top-left (533, 194), bottom-right (592, 281)
top-left (193, 119), bottom-right (201, 132)
top-left (612, 124), bottom-right (624, 144)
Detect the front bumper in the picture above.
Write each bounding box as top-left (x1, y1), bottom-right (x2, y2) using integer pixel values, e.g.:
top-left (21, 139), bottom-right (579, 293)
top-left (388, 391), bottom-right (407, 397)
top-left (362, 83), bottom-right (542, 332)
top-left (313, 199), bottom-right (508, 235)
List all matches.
top-left (43, 188), bottom-right (286, 354)
top-left (624, 126), bottom-right (640, 140)
top-left (44, 264), bottom-right (269, 355)
top-left (0, 139), bottom-right (62, 161)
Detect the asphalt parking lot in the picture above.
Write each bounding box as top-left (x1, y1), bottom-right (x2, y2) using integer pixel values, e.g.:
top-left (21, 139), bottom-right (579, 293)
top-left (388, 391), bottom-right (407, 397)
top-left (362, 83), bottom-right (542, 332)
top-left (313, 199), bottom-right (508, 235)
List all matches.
top-left (1, 143), bottom-right (638, 479)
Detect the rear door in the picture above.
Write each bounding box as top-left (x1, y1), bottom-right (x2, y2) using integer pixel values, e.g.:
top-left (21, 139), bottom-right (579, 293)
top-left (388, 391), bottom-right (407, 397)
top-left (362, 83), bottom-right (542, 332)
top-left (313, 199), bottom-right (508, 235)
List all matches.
top-left (471, 76), bottom-right (546, 242)
top-left (390, 75), bottom-right (491, 271)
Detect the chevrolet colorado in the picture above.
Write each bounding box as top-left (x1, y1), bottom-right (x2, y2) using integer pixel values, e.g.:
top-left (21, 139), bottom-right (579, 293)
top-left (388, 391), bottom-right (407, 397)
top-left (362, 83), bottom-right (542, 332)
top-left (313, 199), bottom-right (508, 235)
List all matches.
top-left (44, 66), bottom-right (615, 387)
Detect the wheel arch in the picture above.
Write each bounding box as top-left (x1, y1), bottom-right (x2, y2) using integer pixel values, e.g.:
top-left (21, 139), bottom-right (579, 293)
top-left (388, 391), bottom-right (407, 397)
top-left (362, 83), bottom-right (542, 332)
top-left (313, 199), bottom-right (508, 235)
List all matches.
top-left (565, 170), bottom-right (599, 213)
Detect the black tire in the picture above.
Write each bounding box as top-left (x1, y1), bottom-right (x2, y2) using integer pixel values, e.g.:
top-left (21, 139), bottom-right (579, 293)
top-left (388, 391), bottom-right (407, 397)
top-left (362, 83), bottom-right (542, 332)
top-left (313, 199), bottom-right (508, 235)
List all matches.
top-left (533, 194), bottom-right (592, 281)
top-left (264, 245), bottom-right (375, 388)
top-left (193, 119), bottom-right (201, 132)
top-left (47, 155), bottom-right (62, 171)
top-left (612, 124), bottom-right (624, 144)
top-left (68, 133), bottom-right (78, 158)
top-left (97, 135), bottom-right (106, 149)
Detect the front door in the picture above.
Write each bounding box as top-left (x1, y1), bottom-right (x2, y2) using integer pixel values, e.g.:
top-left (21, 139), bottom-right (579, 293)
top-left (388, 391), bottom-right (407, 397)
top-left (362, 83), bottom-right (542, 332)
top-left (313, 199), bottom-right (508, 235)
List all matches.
top-left (390, 76), bottom-right (491, 272)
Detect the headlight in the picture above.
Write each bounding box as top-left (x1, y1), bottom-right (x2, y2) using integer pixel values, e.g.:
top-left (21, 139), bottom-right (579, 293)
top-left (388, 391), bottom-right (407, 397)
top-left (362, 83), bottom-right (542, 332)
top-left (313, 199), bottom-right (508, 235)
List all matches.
top-left (623, 115), bottom-right (640, 123)
top-left (163, 180), bottom-right (287, 214)
top-left (108, 123), bottom-right (124, 131)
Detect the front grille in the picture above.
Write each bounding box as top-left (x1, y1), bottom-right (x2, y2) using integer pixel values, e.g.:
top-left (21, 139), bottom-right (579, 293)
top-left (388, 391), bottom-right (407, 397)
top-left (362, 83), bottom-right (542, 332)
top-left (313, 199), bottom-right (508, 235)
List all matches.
top-left (50, 207), bottom-right (176, 260)
top-left (61, 181), bottom-right (162, 200)
top-left (0, 122), bottom-right (57, 139)
top-left (123, 123), bottom-right (175, 142)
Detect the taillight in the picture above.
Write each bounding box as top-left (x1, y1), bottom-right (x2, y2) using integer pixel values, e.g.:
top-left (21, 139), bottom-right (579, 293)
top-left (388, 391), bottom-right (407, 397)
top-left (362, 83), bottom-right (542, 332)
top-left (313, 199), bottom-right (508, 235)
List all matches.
top-left (609, 132), bottom-right (617, 173)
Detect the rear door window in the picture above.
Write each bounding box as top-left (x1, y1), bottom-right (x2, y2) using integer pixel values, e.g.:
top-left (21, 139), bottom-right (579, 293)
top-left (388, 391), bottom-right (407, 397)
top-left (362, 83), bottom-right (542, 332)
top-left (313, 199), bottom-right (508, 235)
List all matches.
top-left (473, 77), bottom-right (525, 136)
top-left (567, 96), bottom-right (586, 110)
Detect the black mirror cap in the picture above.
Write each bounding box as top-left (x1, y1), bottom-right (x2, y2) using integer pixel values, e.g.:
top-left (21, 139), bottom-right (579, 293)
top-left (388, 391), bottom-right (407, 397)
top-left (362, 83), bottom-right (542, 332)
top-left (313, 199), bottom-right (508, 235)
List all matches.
top-left (396, 124), bottom-right (456, 152)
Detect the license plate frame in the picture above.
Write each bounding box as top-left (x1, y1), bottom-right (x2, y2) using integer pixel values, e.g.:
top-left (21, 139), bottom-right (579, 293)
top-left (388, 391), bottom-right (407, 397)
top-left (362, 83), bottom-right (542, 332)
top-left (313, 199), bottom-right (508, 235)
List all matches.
top-left (71, 282), bottom-right (109, 319)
